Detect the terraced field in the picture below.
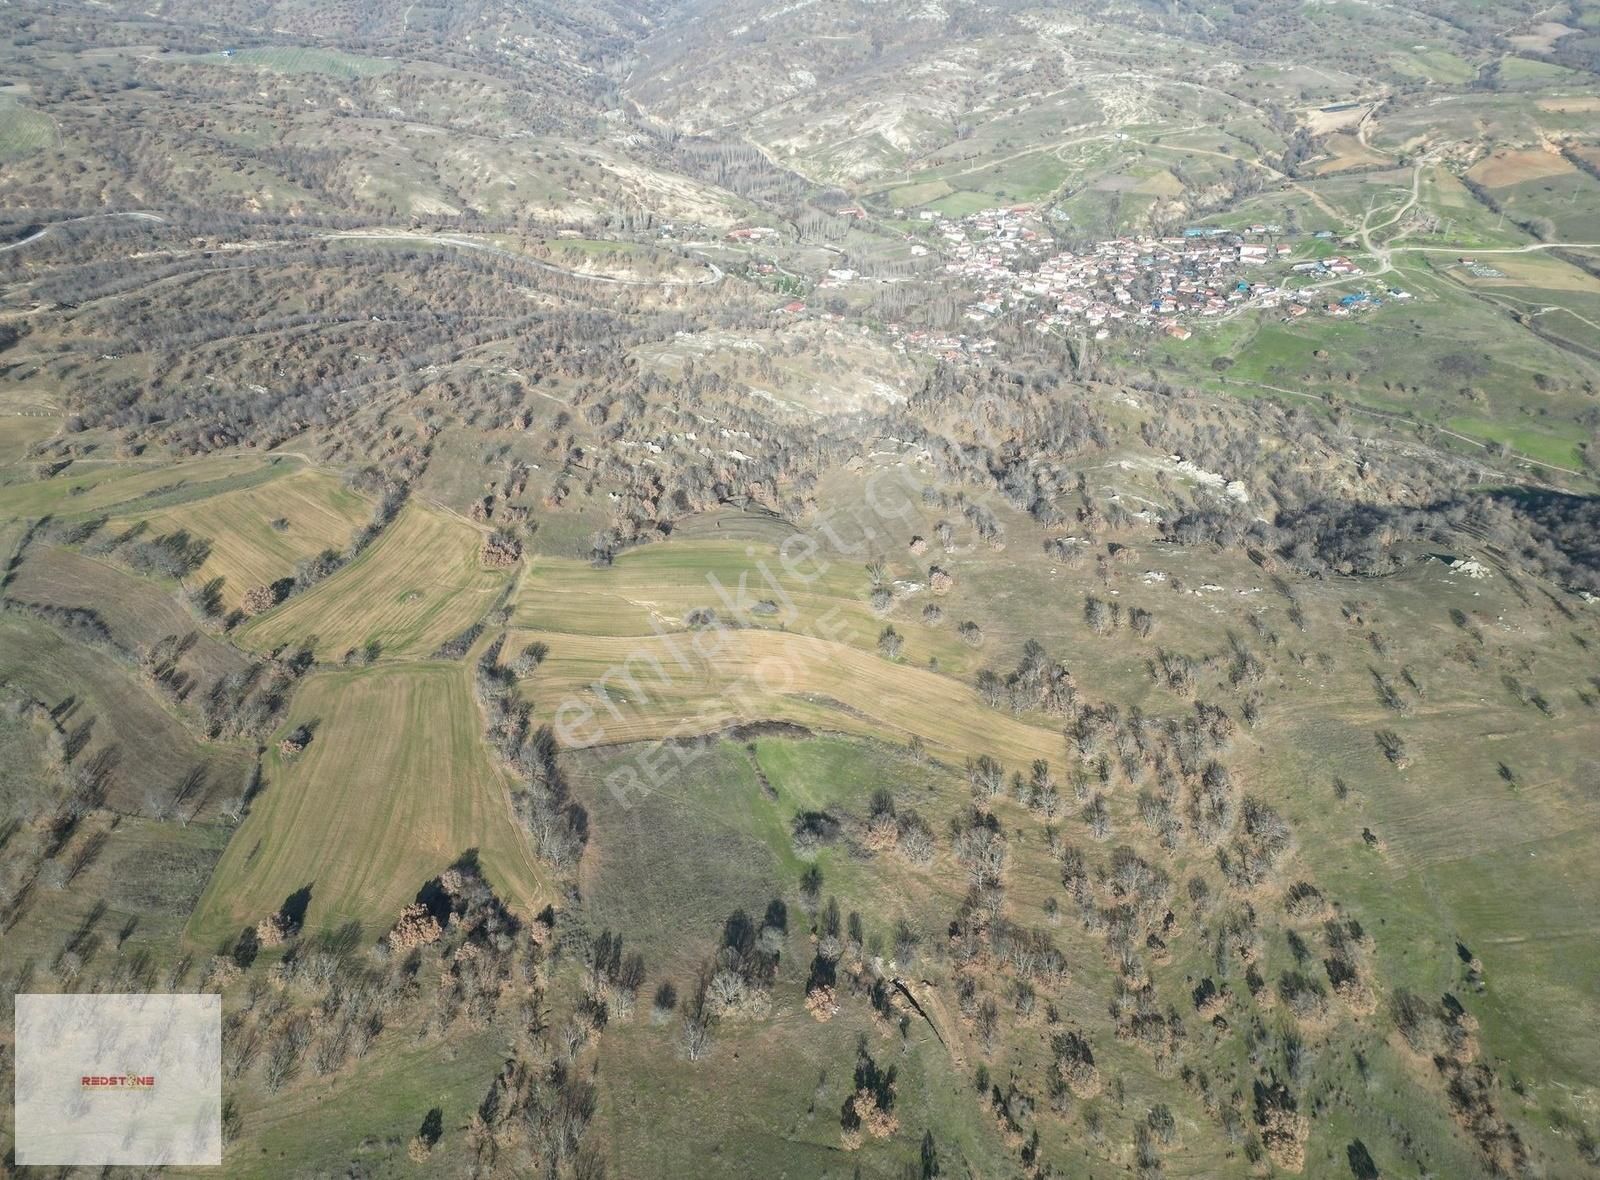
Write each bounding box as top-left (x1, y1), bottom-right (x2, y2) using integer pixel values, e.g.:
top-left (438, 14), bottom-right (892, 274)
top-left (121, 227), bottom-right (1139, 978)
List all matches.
top-left (4, 544), bottom-right (247, 682)
top-left (237, 503), bottom-right (509, 660)
top-left (516, 538), bottom-right (984, 673)
top-left (0, 453), bottom-right (276, 520)
top-left (186, 663), bottom-right (546, 946)
top-left (114, 466), bottom-right (371, 610)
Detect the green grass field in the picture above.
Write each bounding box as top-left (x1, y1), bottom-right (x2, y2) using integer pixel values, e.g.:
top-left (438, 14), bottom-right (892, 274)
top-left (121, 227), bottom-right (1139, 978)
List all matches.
top-left (0, 453), bottom-right (278, 521)
top-left (1491, 171), bottom-right (1600, 241)
top-left (0, 414), bottom-right (57, 464)
top-left (571, 733), bottom-right (1014, 1176)
top-left (1245, 560), bottom-right (1600, 1114)
top-left (186, 662), bottom-right (547, 948)
top-left (0, 815), bottom-right (232, 973)
top-left (0, 95), bottom-right (54, 159)
top-left (0, 697), bottom-right (60, 830)
top-left (0, 613), bottom-right (254, 817)
top-left (236, 503), bottom-right (508, 660)
top-left (515, 538), bottom-right (977, 668)
top-left (1389, 46), bottom-right (1477, 83)
top-left (228, 1022), bottom-right (506, 1179)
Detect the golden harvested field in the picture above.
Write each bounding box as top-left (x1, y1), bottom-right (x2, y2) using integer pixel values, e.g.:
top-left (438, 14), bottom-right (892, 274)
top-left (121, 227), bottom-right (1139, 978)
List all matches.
top-left (186, 664), bottom-right (547, 946)
top-left (1134, 169), bottom-right (1186, 197)
top-left (115, 467), bottom-right (371, 610)
top-left (511, 625), bottom-right (1062, 766)
top-left (1535, 96), bottom-right (1600, 113)
top-left (1466, 148), bottom-right (1576, 188)
top-left (1314, 132), bottom-right (1386, 173)
top-left (237, 502), bottom-right (509, 660)
top-left (514, 541), bottom-right (983, 675)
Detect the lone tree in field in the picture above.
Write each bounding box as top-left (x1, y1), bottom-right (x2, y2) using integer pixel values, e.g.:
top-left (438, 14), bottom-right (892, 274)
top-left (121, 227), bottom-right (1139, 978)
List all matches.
top-left (1375, 728), bottom-right (1409, 769)
top-left (242, 583), bottom-right (280, 616)
top-left (481, 528), bottom-right (522, 569)
top-left (388, 902), bottom-right (443, 951)
top-left (278, 725), bottom-right (312, 757)
top-left (256, 911), bottom-right (294, 948)
top-left (878, 625), bottom-right (903, 659)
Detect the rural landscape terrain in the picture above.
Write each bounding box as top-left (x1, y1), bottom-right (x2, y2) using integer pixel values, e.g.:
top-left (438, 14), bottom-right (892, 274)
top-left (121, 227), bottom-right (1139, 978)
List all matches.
top-left (1, 0), bottom-right (1599, 1176)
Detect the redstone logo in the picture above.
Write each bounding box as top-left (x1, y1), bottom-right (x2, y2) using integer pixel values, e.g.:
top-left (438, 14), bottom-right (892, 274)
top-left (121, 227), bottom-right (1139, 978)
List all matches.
top-left (80, 1075), bottom-right (156, 1089)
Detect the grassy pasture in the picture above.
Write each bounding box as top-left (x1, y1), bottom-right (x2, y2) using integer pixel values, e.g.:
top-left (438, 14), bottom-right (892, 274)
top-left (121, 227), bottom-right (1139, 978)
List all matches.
top-left (1158, 259), bottom-right (1598, 465)
top-left (571, 735), bottom-right (1014, 1177)
top-left (0, 414), bottom-right (57, 464)
top-left (886, 178), bottom-right (954, 208)
top-left (595, 995), bottom-right (1007, 1180)
top-left (1489, 171), bottom-right (1600, 241)
top-left (0, 816), bottom-right (231, 970)
top-left (1389, 47), bottom-right (1476, 84)
top-left (0, 453), bottom-right (277, 521)
top-left (237, 503), bottom-right (508, 660)
top-left (114, 466), bottom-right (371, 611)
top-left (0, 700), bottom-right (60, 831)
top-left (572, 736), bottom-right (959, 974)
top-left (0, 94), bottom-right (54, 159)
top-left (228, 1022), bottom-right (505, 1179)
top-left (5, 544), bottom-right (247, 682)
top-left (1238, 559), bottom-right (1600, 1120)
top-left (925, 189), bottom-right (1002, 218)
top-left (0, 613), bottom-right (253, 817)
top-left (1497, 54), bottom-right (1584, 84)
top-left (1414, 162), bottom-right (1548, 244)
top-left (551, 518), bottom-right (1600, 1177)
top-left (187, 663), bottom-right (546, 948)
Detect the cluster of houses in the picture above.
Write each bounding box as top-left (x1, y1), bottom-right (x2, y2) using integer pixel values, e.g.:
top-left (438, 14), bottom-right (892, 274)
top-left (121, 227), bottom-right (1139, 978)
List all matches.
top-left (706, 205), bottom-right (1401, 362)
top-left (885, 327), bottom-right (1000, 362)
top-left (885, 206), bottom-right (1398, 353)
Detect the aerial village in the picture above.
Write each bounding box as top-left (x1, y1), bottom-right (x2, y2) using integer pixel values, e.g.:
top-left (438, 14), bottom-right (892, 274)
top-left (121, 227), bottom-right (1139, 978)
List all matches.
top-left (685, 199), bottom-right (1409, 365)
top-left (880, 204), bottom-right (1403, 359)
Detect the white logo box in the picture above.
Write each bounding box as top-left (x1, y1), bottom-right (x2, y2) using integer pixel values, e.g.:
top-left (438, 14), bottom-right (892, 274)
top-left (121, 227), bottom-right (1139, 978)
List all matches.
top-left (14, 993), bottom-right (222, 1166)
